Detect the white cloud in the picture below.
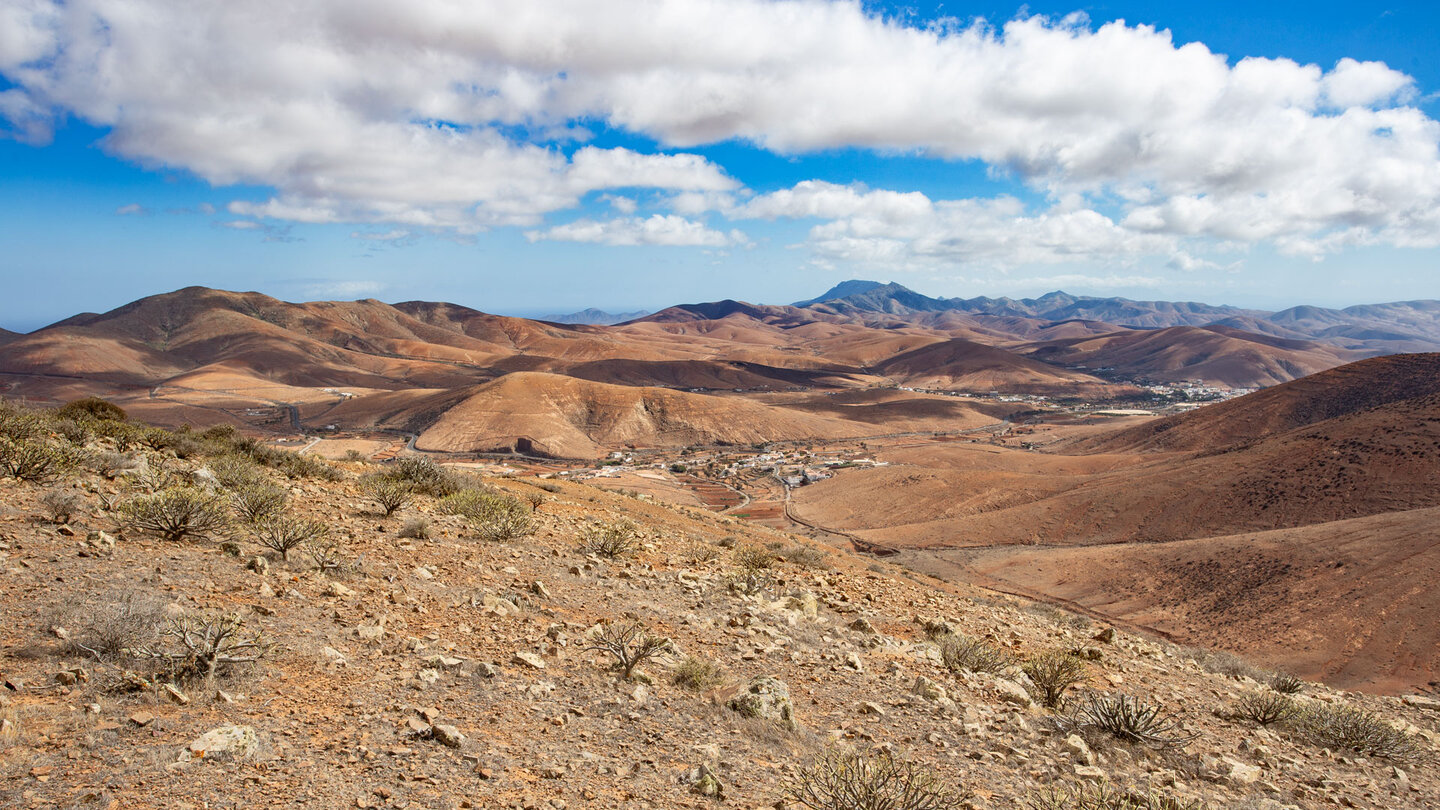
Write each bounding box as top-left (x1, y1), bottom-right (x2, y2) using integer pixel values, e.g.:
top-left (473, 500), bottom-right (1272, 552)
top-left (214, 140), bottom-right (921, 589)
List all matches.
top-left (0, 0), bottom-right (1436, 259)
top-left (350, 229), bottom-right (411, 242)
top-left (115, 203), bottom-right (149, 216)
top-left (298, 280), bottom-right (384, 299)
top-left (526, 214), bottom-right (745, 247)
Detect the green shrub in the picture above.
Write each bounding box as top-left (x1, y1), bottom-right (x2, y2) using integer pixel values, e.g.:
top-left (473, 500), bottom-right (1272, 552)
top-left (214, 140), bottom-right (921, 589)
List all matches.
top-left (469, 492), bottom-right (533, 542)
top-left (119, 488), bottom-right (230, 542)
top-left (1269, 672), bottom-right (1304, 695)
top-left (55, 397), bottom-right (127, 423)
top-left (386, 456), bottom-right (464, 496)
top-left (785, 749), bottom-right (967, 810)
top-left (0, 437), bottom-right (82, 482)
top-left (1023, 650), bottom-right (1089, 708)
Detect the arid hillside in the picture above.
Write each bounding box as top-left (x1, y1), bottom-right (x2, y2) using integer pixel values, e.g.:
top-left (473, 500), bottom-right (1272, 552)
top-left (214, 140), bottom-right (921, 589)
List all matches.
top-left (0, 401), bottom-right (1435, 809)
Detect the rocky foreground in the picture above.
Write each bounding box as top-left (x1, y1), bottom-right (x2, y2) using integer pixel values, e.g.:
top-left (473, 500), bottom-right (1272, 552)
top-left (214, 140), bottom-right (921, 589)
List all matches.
top-left (0, 409), bottom-right (1436, 809)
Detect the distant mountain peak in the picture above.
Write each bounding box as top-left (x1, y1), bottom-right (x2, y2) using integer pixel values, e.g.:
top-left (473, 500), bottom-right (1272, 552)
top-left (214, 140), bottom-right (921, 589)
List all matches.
top-left (543, 307), bottom-right (651, 326)
top-left (792, 280), bottom-right (896, 307)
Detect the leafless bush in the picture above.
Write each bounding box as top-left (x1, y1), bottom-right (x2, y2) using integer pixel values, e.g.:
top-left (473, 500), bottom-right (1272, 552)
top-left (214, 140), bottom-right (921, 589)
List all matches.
top-left (577, 519), bottom-right (641, 558)
top-left (65, 590), bottom-right (165, 661)
top-left (672, 655), bottom-right (725, 691)
top-left (361, 474), bottom-right (412, 517)
top-left (1023, 650), bottom-right (1089, 708)
top-left (94, 450), bottom-right (141, 478)
top-left (1234, 691), bottom-right (1298, 726)
top-left (41, 489), bottom-right (84, 524)
top-left (397, 517), bottom-right (431, 540)
top-left (129, 612), bottom-right (269, 681)
top-left (251, 514), bottom-right (328, 561)
top-left (1287, 703), bottom-right (1421, 761)
top-left (785, 749), bottom-right (968, 810)
top-left (523, 490), bottom-right (545, 511)
top-left (585, 621), bottom-right (672, 680)
top-left (1269, 672), bottom-right (1304, 695)
top-left (1025, 782), bottom-right (1206, 810)
top-left (1061, 693), bottom-right (1199, 747)
top-left (729, 560), bottom-right (774, 596)
top-left (230, 481), bottom-right (288, 524)
top-left (939, 634), bottom-right (1013, 675)
top-left (304, 538), bottom-right (351, 574)
top-left (119, 488), bottom-right (231, 542)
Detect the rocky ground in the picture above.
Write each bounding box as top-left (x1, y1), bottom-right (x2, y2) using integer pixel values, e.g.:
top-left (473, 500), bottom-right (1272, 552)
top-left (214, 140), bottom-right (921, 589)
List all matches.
top-left (0, 431), bottom-right (1436, 809)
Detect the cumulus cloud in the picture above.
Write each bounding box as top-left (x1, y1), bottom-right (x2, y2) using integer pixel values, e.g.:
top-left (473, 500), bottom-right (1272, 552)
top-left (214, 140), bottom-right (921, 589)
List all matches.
top-left (0, 0), bottom-right (1436, 262)
top-left (526, 215), bottom-right (745, 247)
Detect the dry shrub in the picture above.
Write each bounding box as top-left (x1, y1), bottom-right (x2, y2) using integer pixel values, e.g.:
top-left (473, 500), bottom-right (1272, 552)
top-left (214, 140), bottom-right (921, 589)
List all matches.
top-left (939, 634), bottom-right (1013, 675)
top-left (1234, 691), bottom-right (1298, 726)
top-left (65, 590), bottom-right (165, 662)
top-left (1287, 703), bottom-right (1421, 761)
top-left (397, 517), bottom-right (431, 540)
top-left (0, 437), bottom-right (82, 482)
top-left (230, 481), bottom-right (288, 524)
top-left (672, 656), bottom-right (725, 691)
top-left (362, 473), bottom-right (413, 517)
top-left (1062, 693), bottom-right (1198, 747)
top-left (732, 544), bottom-right (775, 570)
top-left (1269, 672), bottom-right (1304, 695)
top-left (130, 611), bottom-right (269, 682)
top-left (785, 749), bottom-right (968, 810)
top-left (251, 514), bottom-right (328, 560)
top-left (1023, 650), bottom-right (1089, 708)
top-left (41, 489), bottom-right (84, 524)
top-left (577, 519), bottom-right (641, 558)
top-left (1026, 782), bottom-right (1207, 810)
top-left (119, 488), bottom-right (230, 542)
top-left (386, 456), bottom-right (464, 496)
top-left (780, 544), bottom-right (829, 569)
top-left (585, 621), bottom-right (672, 679)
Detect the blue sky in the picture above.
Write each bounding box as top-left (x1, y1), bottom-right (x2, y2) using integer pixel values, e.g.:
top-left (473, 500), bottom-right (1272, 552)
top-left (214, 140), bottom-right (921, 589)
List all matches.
top-left (1, 1), bottom-right (1438, 331)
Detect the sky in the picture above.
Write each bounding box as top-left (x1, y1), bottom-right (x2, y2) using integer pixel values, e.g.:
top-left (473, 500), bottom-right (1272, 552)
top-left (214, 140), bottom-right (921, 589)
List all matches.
top-left (1, 0), bottom-right (1439, 331)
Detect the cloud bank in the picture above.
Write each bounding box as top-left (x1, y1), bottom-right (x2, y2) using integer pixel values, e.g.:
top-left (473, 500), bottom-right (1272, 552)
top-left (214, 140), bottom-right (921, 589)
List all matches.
top-left (2, 0), bottom-right (1436, 271)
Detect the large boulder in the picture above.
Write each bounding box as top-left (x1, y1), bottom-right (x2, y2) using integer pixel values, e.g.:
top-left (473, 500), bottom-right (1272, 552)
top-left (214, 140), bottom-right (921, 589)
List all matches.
top-left (185, 725), bottom-right (258, 762)
top-left (726, 675), bottom-right (796, 730)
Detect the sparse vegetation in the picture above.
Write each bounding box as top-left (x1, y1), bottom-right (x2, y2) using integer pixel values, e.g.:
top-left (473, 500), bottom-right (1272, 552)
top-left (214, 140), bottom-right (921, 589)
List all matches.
top-left (397, 517), bottom-right (431, 540)
top-left (785, 749), bottom-right (968, 810)
top-left (577, 519), bottom-right (641, 558)
top-left (779, 543), bottom-right (829, 569)
top-left (939, 634), bottom-right (1013, 675)
top-left (465, 491), bottom-right (533, 542)
top-left (229, 481), bottom-right (288, 524)
top-left (1025, 782), bottom-right (1207, 810)
top-left (55, 396), bottom-right (128, 424)
top-left (40, 489), bottom-right (83, 523)
top-left (362, 473), bottom-right (413, 517)
top-left (305, 538), bottom-right (349, 574)
top-left (1269, 671), bottom-right (1304, 695)
top-left (732, 544), bottom-right (775, 571)
top-left (1233, 690), bottom-right (1298, 726)
top-left (250, 514), bottom-right (329, 561)
top-left (1023, 650), bottom-right (1089, 708)
top-left (672, 655), bottom-right (725, 691)
top-left (130, 611), bottom-right (269, 681)
top-left (385, 456), bottom-right (464, 496)
top-left (585, 620), bottom-right (672, 680)
top-left (1286, 702), bottom-right (1421, 761)
top-left (1062, 693), bottom-right (1198, 747)
top-left (64, 590), bottom-right (165, 662)
top-left (119, 487), bottom-right (231, 542)
top-left (0, 437), bottom-right (82, 482)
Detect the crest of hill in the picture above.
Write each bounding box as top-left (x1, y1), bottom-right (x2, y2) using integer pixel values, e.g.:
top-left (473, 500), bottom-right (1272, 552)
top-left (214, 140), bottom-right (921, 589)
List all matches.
top-left (873, 338), bottom-right (1114, 394)
top-left (414, 371), bottom-right (870, 458)
top-left (1020, 325), bottom-right (1358, 388)
top-left (1077, 353), bottom-right (1440, 454)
